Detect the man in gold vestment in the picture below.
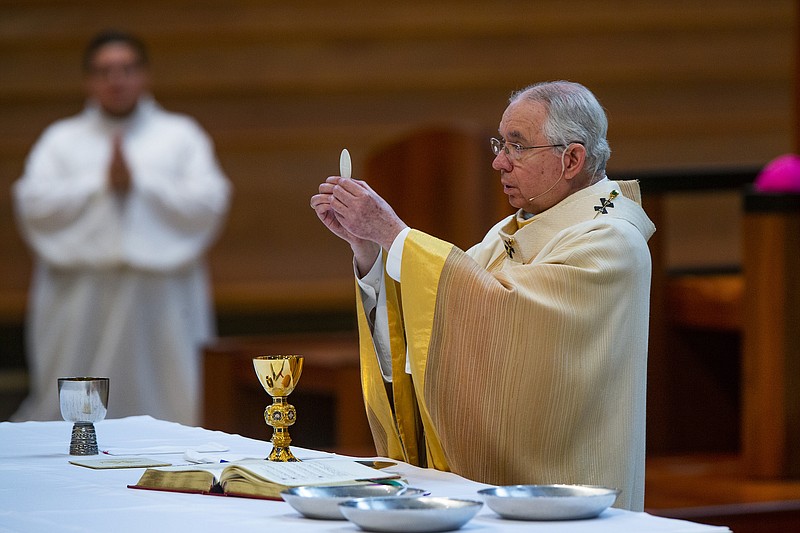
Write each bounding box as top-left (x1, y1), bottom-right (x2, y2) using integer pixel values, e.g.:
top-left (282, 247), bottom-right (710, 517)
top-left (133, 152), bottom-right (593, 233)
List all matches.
top-left (311, 81), bottom-right (655, 511)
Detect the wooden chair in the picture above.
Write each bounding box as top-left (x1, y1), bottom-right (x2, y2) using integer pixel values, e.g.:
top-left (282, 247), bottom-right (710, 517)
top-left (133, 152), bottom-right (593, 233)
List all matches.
top-left (636, 168), bottom-right (754, 454)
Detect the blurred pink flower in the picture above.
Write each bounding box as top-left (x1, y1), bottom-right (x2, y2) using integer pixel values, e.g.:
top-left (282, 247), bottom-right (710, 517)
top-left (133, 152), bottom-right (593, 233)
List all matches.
top-left (755, 154), bottom-right (800, 193)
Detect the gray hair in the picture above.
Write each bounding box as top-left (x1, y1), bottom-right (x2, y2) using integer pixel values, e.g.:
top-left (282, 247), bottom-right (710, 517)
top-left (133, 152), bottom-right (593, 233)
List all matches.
top-left (510, 81), bottom-right (610, 179)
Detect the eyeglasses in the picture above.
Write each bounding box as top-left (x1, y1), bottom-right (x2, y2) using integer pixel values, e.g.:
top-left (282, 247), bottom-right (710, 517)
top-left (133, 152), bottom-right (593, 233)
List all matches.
top-left (490, 137), bottom-right (564, 160)
top-left (88, 62), bottom-right (144, 81)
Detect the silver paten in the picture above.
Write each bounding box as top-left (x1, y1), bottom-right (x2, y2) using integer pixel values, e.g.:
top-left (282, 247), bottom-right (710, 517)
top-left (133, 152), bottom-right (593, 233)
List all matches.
top-left (281, 484), bottom-right (426, 520)
top-left (478, 484), bottom-right (620, 520)
top-left (338, 496), bottom-right (482, 532)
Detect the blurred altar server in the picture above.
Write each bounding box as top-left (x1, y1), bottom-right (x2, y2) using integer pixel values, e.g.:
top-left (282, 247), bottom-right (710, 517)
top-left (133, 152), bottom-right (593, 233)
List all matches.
top-left (312, 81), bottom-right (654, 510)
top-left (12, 30), bottom-right (231, 425)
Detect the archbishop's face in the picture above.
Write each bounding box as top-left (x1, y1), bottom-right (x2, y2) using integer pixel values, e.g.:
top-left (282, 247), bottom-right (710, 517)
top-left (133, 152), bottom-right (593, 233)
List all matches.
top-left (492, 99), bottom-right (567, 214)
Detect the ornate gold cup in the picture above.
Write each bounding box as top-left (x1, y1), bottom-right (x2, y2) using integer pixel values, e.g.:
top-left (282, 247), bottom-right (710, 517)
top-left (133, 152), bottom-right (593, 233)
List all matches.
top-left (58, 377), bottom-right (109, 455)
top-left (253, 355), bottom-right (304, 461)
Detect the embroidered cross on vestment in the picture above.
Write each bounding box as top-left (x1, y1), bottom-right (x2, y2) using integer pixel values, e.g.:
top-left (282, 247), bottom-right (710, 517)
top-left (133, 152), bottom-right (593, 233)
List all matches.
top-left (593, 190), bottom-right (619, 218)
top-left (503, 239), bottom-right (516, 259)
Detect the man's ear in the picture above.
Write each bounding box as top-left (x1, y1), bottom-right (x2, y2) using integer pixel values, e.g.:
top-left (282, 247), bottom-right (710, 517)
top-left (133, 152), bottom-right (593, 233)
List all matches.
top-left (563, 143), bottom-right (587, 181)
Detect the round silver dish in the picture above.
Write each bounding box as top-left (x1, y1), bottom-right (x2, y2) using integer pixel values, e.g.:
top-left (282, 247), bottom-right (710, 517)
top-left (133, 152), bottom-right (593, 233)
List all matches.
top-left (478, 484), bottom-right (620, 520)
top-left (281, 484), bottom-right (426, 520)
top-left (338, 496), bottom-right (482, 532)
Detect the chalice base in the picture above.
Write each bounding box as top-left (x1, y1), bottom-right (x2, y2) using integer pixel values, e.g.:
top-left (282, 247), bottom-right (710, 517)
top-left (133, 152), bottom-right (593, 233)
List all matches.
top-left (69, 422), bottom-right (99, 455)
top-left (268, 445), bottom-right (300, 462)
top-left (267, 425), bottom-right (300, 462)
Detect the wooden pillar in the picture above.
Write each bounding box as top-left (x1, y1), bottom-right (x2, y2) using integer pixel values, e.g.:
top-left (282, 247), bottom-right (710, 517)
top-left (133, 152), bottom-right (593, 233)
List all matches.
top-left (742, 191), bottom-right (800, 478)
top-left (796, 0), bottom-right (800, 153)
top-left (642, 192), bottom-right (670, 453)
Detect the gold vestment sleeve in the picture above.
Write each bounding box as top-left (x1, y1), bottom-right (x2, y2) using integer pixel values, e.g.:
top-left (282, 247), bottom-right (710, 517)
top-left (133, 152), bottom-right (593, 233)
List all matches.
top-left (398, 230), bottom-right (452, 471)
top-left (355, 231), bottom-right (452, 471)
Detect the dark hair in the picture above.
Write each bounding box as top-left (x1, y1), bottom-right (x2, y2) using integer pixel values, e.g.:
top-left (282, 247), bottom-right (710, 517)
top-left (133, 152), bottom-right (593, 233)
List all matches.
top-left (82, 30), bottom-right (149, 72)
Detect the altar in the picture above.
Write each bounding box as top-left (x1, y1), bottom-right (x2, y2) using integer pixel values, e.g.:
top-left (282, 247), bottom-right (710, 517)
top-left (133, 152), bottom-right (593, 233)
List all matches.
top-left (0, 416), bottom-right (731, 532)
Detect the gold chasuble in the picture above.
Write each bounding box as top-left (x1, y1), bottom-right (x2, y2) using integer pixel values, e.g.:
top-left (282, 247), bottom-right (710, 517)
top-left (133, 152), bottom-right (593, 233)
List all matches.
top-left (355, 179), bottom-right (655, 511)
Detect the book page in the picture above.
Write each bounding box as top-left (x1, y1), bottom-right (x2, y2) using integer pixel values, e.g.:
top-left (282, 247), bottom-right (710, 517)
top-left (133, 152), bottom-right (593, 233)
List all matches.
top-left (222, 459), bottom-right (398, 487)
top-left (148, 462), bottom-right (229, 475)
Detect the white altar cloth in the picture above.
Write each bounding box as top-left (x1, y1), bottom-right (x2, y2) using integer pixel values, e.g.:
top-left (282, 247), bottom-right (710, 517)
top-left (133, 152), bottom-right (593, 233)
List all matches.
top-left (0, 416), bottom-right (730, 533)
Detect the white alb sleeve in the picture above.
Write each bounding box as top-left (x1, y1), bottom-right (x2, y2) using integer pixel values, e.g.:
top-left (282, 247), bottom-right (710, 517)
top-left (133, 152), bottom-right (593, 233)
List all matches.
top-left (355, 250), bottom-right (394, 382)
top-left (385, 226), bottom-right (412, 282)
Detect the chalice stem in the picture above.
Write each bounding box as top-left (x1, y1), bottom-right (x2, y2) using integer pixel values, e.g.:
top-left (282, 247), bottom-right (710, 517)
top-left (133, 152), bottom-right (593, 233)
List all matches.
top-left (266, 396), bottom-right (299, 461)
top-left (70, 422), bottom-right (99, 455)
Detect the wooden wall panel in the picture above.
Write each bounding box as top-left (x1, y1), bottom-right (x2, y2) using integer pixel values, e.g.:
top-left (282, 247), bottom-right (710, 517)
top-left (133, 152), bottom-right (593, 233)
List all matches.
top-left (0, 0), bottom-right (794, 322)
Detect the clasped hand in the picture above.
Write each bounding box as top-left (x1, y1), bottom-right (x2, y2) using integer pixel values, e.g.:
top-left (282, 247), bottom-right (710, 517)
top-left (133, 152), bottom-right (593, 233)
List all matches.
top-left (108, 133), bottom-right (131, 193)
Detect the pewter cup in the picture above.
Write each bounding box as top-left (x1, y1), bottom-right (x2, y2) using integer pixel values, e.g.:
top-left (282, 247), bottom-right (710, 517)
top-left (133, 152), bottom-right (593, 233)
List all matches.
top-left (58, 377), bottom-right (109, 455)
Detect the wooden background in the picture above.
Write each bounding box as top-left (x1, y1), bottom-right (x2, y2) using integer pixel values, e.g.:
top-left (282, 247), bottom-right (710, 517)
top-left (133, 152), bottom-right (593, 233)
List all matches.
top-left (0, 0), bottom-right (794, 326)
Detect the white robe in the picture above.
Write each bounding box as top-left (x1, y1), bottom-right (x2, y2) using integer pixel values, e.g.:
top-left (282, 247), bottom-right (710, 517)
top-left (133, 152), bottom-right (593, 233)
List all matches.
top-left (12, 97), bottom-right (231, 425)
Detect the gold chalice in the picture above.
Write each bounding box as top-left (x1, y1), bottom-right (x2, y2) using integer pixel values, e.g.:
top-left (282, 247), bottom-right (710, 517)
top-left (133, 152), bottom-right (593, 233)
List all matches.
top-left (58, 377), bottom-right (109, 455)
top-left (253, 355), bottom-right (304, 461)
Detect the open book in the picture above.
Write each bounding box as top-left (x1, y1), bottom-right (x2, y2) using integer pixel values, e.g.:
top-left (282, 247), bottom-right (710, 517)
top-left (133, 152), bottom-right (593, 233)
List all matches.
top-left (129, 458), bottom-right (401, 500)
